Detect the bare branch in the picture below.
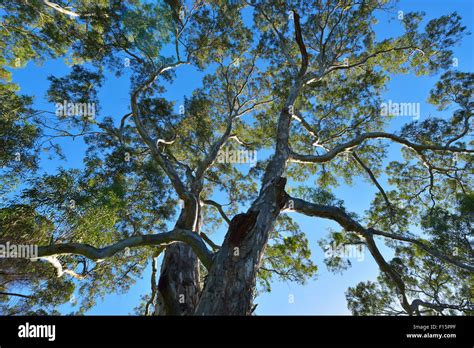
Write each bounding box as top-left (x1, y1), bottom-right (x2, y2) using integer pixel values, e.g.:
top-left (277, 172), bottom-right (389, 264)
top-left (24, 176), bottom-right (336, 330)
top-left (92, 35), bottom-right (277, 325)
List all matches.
top-left (145, 248), bottom-right (164, 316)
top-left (367, 228), bottom-right (473, 272)
top-left (43, 0), bottom-right (80, 17)
top-left (289, 131), bottom-right (473, 164)
top-left (33, 229), bottom-right (214, 270)
top-left (292, 111), bottom-right (320, 146)
top-left (193, 115), bottom-right (234, 182)
top-left (39, 256), bottom-right (85, 279)
top-left (130, 62), bottom-right (190, 198)
top-left (199, 232), bottom-right (221, 251)
top-left (352, 151), bottom-right (393, 214)
top-left (410, 298), bottom-right (472, 314)
top-left (255, 4), bottom-right (298, 73)
top-left (292, 9), bottom-right (309, 77)
top-left (0, 291), bottom-right (34, 299)
top-left (202, 199), bottom-right (231, 225)
top-left (305, 45), bottom-right (416, 85)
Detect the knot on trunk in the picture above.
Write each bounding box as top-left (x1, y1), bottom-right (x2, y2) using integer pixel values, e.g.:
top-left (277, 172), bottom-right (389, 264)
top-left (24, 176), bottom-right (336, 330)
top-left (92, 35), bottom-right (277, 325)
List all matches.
top-left (275, 176), bottom-right (288, 209)
top-left (228, 210), bottom-right (260, 247)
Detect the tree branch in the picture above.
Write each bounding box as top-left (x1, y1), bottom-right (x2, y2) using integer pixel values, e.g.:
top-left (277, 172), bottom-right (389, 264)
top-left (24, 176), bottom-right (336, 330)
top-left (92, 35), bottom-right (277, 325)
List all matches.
top-left (254, 4), bottom-right (298, 74)
top-left (145, 248), bottom-right (164, 316)
top-left (367, 228), bottom-right (473, 272)
top-left (286, 196), bottom-right (474, 272)
top-left (43, 0), bottom-right (80, 17)
top-left (0, 291), bottom-right (34, 299)
top-left (304, 45), bottom-right (416, 85)
top-left (202, 199), bottom-right (231, 225)
top-left (33, 229), bottom-right (214, 270)
top-left (39, 256), bottom-right (85, 279)
top-left (194, 54), bottom-right (260, 183)
top-left (289, 131), bottom-right (473, 164)
top-left (410, 298), bottom-right (472, 314)
top-left (352, 151), bottom-right (393, 214)
top-left (130, 62), bottom-right (190, 199)
top-left (292, 9), bottom-right (309, 77)
top-left (199, 232), bottom-right (221, 251)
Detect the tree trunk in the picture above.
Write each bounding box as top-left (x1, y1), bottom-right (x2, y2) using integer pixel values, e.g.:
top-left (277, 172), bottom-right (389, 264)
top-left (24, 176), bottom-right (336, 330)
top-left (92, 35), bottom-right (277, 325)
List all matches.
top-left (156, 243), bottom-right (201, 315)
top-left (156, 195), bottom-right (202, 315)
top-left (195, 106), bottom-right (291, 315)
top-left (195, 177), bottom-right (287, 315)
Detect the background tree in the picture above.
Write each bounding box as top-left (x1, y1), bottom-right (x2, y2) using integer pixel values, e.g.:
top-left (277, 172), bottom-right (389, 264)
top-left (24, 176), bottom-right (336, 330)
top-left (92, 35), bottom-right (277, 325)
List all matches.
top-left (0, 0), bottom-right (472, 315)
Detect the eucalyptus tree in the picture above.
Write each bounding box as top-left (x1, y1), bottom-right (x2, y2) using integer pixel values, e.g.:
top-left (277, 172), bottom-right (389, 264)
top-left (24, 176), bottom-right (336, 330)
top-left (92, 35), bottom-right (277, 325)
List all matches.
top-left (0, 0), bottom-right (472, 315)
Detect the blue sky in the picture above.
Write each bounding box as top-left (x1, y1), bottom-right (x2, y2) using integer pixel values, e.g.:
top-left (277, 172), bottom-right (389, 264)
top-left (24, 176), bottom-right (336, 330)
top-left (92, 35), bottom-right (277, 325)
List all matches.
top-left (8, 0), bottom-right (473, 315)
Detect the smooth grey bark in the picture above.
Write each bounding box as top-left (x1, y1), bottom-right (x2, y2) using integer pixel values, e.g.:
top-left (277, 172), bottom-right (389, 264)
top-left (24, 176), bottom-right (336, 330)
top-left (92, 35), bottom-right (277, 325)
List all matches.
top-left (36, 228), bottom-right (213, 268)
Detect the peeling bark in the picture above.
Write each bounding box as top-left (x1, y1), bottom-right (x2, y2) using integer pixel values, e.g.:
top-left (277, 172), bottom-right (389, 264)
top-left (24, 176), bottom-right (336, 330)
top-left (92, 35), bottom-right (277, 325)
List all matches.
top-left (195, 177), bottom-right (287, 315)
top-left (156, 242), bottom-right (201, 315)
top-left (156, 195), bottom-right (202, 315)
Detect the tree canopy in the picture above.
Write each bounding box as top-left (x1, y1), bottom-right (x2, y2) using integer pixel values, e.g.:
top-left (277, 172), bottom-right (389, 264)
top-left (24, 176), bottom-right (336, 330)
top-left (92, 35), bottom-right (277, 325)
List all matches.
top-left (0, 0), bottom-right (472, 315)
